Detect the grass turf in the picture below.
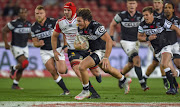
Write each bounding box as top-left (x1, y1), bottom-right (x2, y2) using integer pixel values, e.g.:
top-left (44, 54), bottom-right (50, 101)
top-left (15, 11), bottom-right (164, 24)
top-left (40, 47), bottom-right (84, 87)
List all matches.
top-left (0, 77), bottom-right (179, 102)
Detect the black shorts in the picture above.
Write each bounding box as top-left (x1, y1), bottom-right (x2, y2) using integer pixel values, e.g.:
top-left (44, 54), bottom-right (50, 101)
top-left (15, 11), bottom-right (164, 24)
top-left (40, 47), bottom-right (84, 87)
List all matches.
top-left (68, 49), bottom-right (90, 62)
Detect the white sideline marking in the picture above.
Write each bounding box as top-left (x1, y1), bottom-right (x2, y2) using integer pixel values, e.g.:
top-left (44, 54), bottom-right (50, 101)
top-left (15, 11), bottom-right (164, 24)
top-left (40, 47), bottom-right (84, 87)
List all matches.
top-left (1, 101), bottom-right (180, 107)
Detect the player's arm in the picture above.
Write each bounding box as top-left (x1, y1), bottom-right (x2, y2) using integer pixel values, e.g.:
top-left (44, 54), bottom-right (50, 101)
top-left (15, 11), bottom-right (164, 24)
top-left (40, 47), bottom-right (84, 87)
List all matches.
top-left (109, 19), bottom-right (118, 40)
top-left (2, 24), bottom-right (11, 49)
top-left (101, 32), bottom-right (112, 69)
top-left (51, 30), bottom-right (59, 52)
top-left (62, 34), bottom-right (68, 53)
top-left (101, 32), bottom-right (112, 58)
top-left (170, 24), bottom-right (180, 36)
top-left (32, 37), bottom-right (44, 47)
top-left (51, 30), bottom-right (61, 61)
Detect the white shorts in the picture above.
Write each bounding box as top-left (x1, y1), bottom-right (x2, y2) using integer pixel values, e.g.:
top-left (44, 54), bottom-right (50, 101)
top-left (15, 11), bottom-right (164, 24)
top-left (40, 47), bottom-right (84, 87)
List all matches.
top-left (94, 50), bottom-right (106, 61)
top-left (155, 45), bottom-right (173, 62)
top-left (10, 45), bottom-right (29, 59)
top-left (171, 42), bottom-right (180, 55)
top-left (120, 40), bottom-right (140, 57)
top-left (40, 47), bottom-right (65, 64)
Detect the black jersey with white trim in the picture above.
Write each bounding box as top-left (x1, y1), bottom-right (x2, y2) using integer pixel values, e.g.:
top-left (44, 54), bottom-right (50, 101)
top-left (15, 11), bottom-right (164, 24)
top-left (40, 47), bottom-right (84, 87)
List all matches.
top-left (78, 20), bottom-right (107, 52)
top-left (138, 18), bottom-right (172, 54)
top-left (164, 15), bottom-right (180, 45)
top-left (7, 18), bottom-right (31, 47)
top-left (114, 11), bottom-right (143, 41)
top-left (31, 18), bottom-right (61, 50)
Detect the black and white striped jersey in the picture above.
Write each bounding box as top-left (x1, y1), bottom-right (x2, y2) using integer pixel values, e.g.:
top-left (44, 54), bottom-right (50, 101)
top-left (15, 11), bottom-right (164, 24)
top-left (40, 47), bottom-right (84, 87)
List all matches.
top-left (78, 20), bottom-right (107, 52)
top-left (7, 18), bottom-right (31, 47)
top-left (114, 11), bottom-right (143, 41)
top-left (31, 18), bottom-right (61, 50)
top-left (164, 15), bottom-right (180, 45)
top-left (138, 18), bottom-right (172, 54)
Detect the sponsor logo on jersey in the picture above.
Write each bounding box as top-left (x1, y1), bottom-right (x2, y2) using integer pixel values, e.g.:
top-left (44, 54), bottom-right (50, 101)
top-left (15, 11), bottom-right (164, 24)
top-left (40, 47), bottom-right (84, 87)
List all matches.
top-left (14, 27), bottom-right (31, 33)
top-left (35, 30), bottom-right (53, 39)
top-left (121, 22), bottom-right (140, 28)
top-left (144, 27), bottom-right (164, 35)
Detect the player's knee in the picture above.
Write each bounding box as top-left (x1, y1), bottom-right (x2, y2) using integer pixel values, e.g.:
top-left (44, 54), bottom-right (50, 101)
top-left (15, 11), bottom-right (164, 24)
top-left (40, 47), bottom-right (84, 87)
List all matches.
top-left (132, 53), bottom-right (140, 66)
top-left (161, 63), bottom-right (168, 69)
top-left (79, 64), bottom-right (86, 72)
top-left (21, 59), bottom-right (29, 69)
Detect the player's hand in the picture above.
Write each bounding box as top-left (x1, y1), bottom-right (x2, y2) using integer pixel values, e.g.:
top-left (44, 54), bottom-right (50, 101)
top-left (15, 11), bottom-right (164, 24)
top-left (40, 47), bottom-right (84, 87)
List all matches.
top-left (148, 34), bottom-right (157, 41)
top-left (74, 42), bottom-right (82, 50)
top-left (101, 58), bottom-right (110, 69)
top-left (39, 40), bottom-right (45, 47)
top-left (5, 43), bottom-right (10, 49)
top-left (173, 70), bottom-right (179, 77)
top-left (53, 50), bottom-right (60, 61)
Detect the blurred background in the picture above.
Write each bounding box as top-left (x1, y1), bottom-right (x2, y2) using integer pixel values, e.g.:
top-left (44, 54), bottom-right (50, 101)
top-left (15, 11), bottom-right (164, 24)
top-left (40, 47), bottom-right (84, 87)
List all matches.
top-left (0, 0), bottom-right (180, 78)
top-left (0, 0), bottom-right (180, 44)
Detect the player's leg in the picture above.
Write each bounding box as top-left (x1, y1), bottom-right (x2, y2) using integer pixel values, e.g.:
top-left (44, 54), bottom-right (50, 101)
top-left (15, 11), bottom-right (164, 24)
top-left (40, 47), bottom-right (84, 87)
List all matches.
top-left (10, 46), bottom-right (29, 90)
top-left (144, 59), bottom-right (159, 81)
top-left (160, 52), bottom-right (176, 95)
top-left (98, 59), bottom-right (132, 94)
top-left (75, 56), bottom-right (96, 100)
top-left (11, 55), bottom-right (28, 90)
top-left (89, 66), bottom-right (102, 83)
top-left (132, 54), bottom-right (149, 91)
top-left (121, 62), bottom-right (133, 75)
top-left (68, 50), bottom-right (100, 99)
top-left (168, 58), bottom-right (179, 93)
top-left (45, 58), bottom-right (69, 95)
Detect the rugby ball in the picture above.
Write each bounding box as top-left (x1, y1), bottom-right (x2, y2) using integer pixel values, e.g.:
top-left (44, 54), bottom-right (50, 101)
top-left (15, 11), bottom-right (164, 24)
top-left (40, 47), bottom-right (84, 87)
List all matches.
top-left (74, 35), bottom-right (89, 50)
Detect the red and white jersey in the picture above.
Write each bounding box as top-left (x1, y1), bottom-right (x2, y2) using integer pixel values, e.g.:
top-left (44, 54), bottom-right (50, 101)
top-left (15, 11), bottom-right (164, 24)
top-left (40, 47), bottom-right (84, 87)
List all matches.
top-left (54, 14), bottom-right (77, 50)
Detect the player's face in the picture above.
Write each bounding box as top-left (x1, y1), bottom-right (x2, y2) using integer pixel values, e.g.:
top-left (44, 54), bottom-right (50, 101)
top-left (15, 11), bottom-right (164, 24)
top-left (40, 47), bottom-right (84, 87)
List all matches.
top-left (164, 4), bottom-right (174, 17)
top-left (153, 2), bottom-right (163, 11)
top-left (64, 8), bottom-right (72, 19)
top-left (35, 9), bottom-right (46, 23)
top-left (77, 17), bottom-right (86, 29)
top-left (19, 9), bottom-right (28, 20)
top-left (127, 1), bottom-right (137, 12)
top-left (143, 11), bottom-right (154, 24)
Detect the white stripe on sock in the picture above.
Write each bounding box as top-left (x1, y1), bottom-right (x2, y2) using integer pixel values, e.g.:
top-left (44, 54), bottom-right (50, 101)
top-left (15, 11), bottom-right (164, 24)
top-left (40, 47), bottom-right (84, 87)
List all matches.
top-left (120, 75), bottom-right (124, 81)
top-left (13, 80), bottom-right (19, 84)
top-left (83, 83), bottom-right (89, 87)
top-left (164, 68), bottom-right (171, 72)
top-left (54, 76), bottom-right (62, 83)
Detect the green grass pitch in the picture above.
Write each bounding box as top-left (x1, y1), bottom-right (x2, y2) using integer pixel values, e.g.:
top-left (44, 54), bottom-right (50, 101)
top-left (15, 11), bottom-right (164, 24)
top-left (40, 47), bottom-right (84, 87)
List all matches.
top-left (0, 77), bottom-right (180, 102)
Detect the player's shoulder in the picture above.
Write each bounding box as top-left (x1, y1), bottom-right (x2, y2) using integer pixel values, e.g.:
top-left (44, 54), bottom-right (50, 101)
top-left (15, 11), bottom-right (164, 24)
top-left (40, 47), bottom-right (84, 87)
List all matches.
top-left (9, 19), bottom-right (18, 24)
top-left (117, 11), bottom-right (127, 16)
top-left (57, 16), bottom-right (66, 23)
top-left (136, 11), bottom-right (142, 15)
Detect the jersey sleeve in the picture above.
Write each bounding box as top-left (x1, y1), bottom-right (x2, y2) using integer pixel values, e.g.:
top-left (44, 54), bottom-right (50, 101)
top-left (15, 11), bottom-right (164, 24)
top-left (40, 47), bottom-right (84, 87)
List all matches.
top-left (138, 25), bottom-right (144, 33)
top-left (163, 19), bottom-right (172, 29)
top-left (31, 30), bottom-right (36, 38)
top-left (7, 22), bottom-right (15, 30)
top-left (114, 13), bottom-right (122, 24)
top-left (54, 21), bottom-right (61, 33)
top-left (95, 25), bottom-right (107, 38)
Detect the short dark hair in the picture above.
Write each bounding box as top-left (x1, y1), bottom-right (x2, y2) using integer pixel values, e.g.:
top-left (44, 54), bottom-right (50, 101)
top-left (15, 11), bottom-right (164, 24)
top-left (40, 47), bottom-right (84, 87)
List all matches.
top-left (36, 5), bottom-right (45, 10)
top-left (165, 2), bottom-right (175, 15)
top-left (18, 8), bottom-right (27, 14)
top-left (143, 6), bottom-right (154, 14)
top-left (77, 8), bottom-right (92, 22)
top-left (127, 0), bottom-right (137, 2)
